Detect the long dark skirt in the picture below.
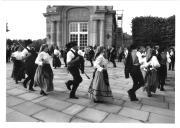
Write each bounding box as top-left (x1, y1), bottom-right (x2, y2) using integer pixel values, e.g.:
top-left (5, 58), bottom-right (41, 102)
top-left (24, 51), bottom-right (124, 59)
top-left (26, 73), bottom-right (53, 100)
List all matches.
top-left (11, 59), bottom-right (25, 81)
top-left (158, 64), bottom-right (167, 86)
top-left (144, 69), bottom-right (159, 93)
top-left (88, 69), bottom-right (113, 102)
top-left (34, 64), bottom-right (54, 93)
top-left (52, 55), bottom-right (61, 68)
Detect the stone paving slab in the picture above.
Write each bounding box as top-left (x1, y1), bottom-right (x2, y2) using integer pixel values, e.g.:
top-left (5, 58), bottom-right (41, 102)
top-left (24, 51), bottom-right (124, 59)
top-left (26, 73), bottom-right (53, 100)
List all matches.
top-left (123, 101), bottom-right (142, 110)
top-left (119, 107), bottom-right (149, 122)
top-left (6, 96), bottom-right (25, 107)
top-left (94, 103), bottom-right (122, 113)
top-left (6, 107), bottom-right (15, 114)
top-left (66, 97), bottom-right (96, 107)
top-left (76, 107), bottom-right (108, 122)
top-left (169, 103), bottom-right (175, 110)
top-left (31, 96), bottom-right (48, 103)
top-left (7, 111), bottom-right (39, 122)
top-left (48, 91), bottom-right (69, 100)
top-left (164, 97), bottom-right (175, 104)
top-left (103, 113), bottom-right (142, 123)
top-left (141, 98), bottom-right (168, 109)
top-left (62, 104), bottom-right (85, 116)
top-left (12, 101), bottom-right (46, 115)
top-left (7, 88), bottom-right (27, 96)
top-left (141, 105), bottom-right (175, 117)
top-left (17, 92), bottom-right (41, 101)
top-left (70, 117), bottom-right (91, 123)
top-left (148, 113), bottom-right (175, 123)
top-left (38, 98), bottom-right (72, 111)
top-left (32, 109), bottom-right (72, 122)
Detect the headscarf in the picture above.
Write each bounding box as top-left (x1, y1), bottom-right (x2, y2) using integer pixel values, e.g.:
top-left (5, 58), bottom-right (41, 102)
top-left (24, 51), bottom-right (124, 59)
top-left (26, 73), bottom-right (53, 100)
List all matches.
top-left (94, 46), bottom-right (105, 60)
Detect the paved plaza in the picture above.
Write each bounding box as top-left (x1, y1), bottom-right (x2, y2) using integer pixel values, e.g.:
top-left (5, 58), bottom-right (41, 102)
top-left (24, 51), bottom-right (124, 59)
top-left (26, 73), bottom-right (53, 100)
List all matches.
top-left (6, 60), bottom-right (175, 123)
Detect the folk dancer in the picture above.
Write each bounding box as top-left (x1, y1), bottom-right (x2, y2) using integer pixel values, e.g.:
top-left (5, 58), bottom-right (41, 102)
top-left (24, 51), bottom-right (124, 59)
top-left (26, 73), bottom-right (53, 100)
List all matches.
top-left (88, 46), bottom-right (113, 103)
top-left (34, 44), bottom-right (54, 96)
top-left (65, 41), bottom-right (84, 99)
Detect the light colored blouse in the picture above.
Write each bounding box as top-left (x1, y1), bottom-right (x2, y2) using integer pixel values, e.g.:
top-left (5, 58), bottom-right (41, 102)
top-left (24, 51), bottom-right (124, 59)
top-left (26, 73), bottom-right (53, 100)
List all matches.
top-left (11, 51), bottom-right (23, 60)
top-left (54, 49), bottom-right (61, 56)
top-left (94, 54), bottom-right (108, 71)
top-left (35, 51), bottom-right (51, 66)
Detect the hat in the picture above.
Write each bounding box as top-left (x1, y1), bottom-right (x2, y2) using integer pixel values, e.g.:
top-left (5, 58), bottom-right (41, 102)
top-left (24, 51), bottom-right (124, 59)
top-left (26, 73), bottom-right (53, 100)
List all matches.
top-left (66, 41), bottom-right (77, 49)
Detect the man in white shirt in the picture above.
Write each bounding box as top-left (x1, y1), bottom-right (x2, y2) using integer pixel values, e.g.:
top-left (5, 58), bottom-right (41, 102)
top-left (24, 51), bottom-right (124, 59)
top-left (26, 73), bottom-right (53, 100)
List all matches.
top-left (65, 41), bottom-right (84, 99)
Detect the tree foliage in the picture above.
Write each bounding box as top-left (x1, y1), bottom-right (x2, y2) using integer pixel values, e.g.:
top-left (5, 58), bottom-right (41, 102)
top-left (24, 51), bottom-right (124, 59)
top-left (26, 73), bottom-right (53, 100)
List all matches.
top-left (132, 15), bottom-right (175, 47)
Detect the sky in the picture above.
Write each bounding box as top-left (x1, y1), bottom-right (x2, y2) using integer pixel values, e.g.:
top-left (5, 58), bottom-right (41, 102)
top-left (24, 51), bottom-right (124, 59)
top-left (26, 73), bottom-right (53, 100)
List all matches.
top-left (4, 0), bottom-right (178, 40)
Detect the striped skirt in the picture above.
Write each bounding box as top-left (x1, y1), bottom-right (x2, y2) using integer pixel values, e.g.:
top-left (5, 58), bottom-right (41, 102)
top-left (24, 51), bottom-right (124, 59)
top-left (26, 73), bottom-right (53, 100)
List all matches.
top-left (34, 64), bottom-right (54, 93)
top-left (88, 69), bottom-right (113, 102)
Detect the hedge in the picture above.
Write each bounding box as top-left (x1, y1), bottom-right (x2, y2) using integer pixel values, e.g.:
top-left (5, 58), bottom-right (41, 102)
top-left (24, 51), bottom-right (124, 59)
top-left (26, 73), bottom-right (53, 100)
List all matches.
top-left (132, 15), bottom-right (175, 47)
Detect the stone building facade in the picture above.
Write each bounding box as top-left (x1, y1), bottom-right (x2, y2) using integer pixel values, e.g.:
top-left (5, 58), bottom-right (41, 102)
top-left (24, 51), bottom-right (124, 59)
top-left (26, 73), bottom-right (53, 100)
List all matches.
top-left (43, 6), bottom-right (117, 50)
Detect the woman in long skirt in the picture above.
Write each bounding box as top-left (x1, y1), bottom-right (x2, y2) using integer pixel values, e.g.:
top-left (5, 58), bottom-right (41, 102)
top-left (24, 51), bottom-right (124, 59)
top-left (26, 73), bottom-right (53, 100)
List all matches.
top-left (52, 46), bottom-right (61, 68)
top-left (88, 46), bottom-right (113, 103)
top-left (144, 49), bottom-right (160, 97)
top-left (34, 44), bottom-right (54, 96)
top-left (11, 46), bottom-right (25, 84)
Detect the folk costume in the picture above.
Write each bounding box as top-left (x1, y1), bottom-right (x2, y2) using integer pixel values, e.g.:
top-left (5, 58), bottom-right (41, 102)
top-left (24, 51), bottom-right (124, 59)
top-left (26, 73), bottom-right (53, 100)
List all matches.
top-left (52, 48), bottom-right (61, 68)
top-left (109, 47), bottom-right (117, 67)
top-left (65, 42), bottom-right (84, 99)
top-left (157, 48), bottom-right (168, 91)
top-left (34, 45), bottom-right (54, 96)
top-left (144, 50), bottom-right (160, 97)
top-left (23, 48), bottom-right (38, 91)
top-left (88, 47), bottom-right (113, 103)
top-left (125, 45), bottom-right (144, 101)
top-left (11, 46), bottom-right (25, 84)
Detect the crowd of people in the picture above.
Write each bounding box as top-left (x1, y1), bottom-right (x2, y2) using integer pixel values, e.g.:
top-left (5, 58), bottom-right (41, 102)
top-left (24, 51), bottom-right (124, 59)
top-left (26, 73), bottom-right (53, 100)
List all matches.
top-left (7, 41), bottom-right (175, 103)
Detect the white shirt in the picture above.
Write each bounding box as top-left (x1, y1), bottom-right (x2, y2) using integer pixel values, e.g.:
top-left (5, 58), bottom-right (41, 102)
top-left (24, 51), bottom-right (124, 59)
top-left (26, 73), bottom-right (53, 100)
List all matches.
top-left (94, 54), bottom-right (108, 71)
top-left (35, 51), bottom-right (51, 66)
top-left (66, 48), bottom-right (76, 64)
top-left (148, 56), bottom-right (160, 69)
top-left (11, 51), bottom-right (23, 60)
top-left (54, 49), bottom-right (61, 56)
top-left (21, 47), bottom-right (30, 58)
top-left (78, 50), bottom-right (85, 57)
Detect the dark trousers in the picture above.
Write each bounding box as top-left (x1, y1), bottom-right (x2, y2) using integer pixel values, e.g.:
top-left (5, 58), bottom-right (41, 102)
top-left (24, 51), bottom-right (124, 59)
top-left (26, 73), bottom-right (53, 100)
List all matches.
top-left (63, 57), bottom-right (67, 67)
top-left (89, 60), bottom-right (93, 66)
top-left (67, 68), bottom-right (82, 96)
top-left (129, 66), bottom-right (144, 97)
top-left (169, 60), bottom-right (175, 70)
top-left (110, 59), bottom-right (116, 67)
top-left (23, 75), bottom-right (34, 89)
top-left (159, 64), bottom-right (167, 89)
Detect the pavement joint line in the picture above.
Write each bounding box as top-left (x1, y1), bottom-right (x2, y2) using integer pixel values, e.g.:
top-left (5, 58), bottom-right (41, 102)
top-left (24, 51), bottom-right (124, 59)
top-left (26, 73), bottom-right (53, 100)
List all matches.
top-left (146, 112), bottom-right (151, 123)
top-left (100, 112), bottom-right (111, 123)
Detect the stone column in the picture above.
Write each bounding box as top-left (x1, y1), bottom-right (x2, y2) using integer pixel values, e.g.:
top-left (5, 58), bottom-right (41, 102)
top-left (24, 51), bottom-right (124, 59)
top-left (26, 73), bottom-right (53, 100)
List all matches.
top-left (51, 21), bottom-right (56, 45)
top-left (100, 20), bottom-right (104, 46)
top-left (56, 21), bottom-right (61, 48)
top-left (93, 20), bottom-right (98, 47)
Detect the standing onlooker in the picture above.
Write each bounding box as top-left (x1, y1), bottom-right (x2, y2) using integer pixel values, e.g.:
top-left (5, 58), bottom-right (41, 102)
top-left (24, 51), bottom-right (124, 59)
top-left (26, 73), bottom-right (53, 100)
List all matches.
top-left (34, 44), bottom-right (54, 96)
top-left (86, 46), bottom-right (95, 67)
top-left (125, 44), bottom-right (144, 101)
top-left (6, 45), bottom-right (11, 63)
top-left (168, 48), bottom-right (175, 71)
top-left (52, 46), bottom-right (61, 69)
top-left (88, 46), bottom-right (113, 103)
top-left (157, 47), bottom-right (168, 91)
top-left (109, 46), bottom-right (117, 67)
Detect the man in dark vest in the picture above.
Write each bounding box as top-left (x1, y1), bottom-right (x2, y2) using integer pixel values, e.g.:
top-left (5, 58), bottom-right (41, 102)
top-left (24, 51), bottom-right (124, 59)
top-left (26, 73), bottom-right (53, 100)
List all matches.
top-left (65, 41), bottom-right (84, 99)
top-left (125, 44), bottom-right (144, 101)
